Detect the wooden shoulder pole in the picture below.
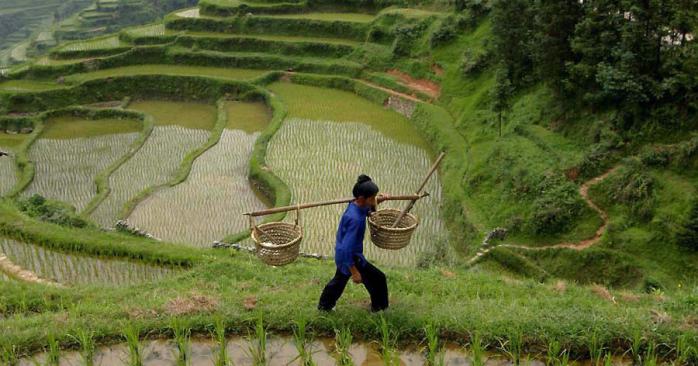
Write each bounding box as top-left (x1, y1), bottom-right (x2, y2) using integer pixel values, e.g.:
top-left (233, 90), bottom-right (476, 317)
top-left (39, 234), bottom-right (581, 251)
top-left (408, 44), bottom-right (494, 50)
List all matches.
top-left (243, 193), bottom-right (429, 217)
top-left (390, 152), bottom-right (446, 228)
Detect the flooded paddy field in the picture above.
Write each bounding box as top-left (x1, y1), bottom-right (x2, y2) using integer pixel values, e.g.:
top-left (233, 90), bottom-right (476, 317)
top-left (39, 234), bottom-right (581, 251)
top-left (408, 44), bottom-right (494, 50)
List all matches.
top-left (128, 101), bottom-right (270, 246)
top-left (24, 116), bottom-right (142, 211)
top-left (90, 101), bottom-right (216, 227)
top-left (266, 83), bottom-right (448, 265)
top-left (0, 238), bottom-right (179, 286)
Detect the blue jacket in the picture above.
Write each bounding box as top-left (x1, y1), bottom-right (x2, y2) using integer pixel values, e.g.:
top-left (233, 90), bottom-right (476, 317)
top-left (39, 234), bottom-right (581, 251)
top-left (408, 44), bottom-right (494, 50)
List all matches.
top-left (335, 202), bottom-right (370, 276)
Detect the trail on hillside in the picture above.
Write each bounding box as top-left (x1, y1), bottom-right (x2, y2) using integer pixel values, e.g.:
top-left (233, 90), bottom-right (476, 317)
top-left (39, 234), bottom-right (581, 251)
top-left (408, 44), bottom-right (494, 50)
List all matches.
top-left (468, 167), bottom-right (618, 265)
top-left (0, 254), bottom-right (62, 286)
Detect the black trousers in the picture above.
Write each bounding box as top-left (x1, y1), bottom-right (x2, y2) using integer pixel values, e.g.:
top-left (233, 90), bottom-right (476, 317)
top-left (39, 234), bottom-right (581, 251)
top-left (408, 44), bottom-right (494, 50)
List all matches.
top-left (318, 258), bottom-right (388, 312)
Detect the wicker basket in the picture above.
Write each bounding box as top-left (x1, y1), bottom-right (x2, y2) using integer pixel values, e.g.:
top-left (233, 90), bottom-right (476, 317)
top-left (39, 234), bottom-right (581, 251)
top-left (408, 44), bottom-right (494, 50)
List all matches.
top-left (250, 209), bottom-right (303, 266)
top-left (368, 208), bottom-right (419, 250)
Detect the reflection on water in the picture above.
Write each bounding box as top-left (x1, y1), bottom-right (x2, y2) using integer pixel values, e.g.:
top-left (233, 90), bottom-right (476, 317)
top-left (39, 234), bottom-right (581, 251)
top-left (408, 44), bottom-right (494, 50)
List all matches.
top-left (18, 336), bottom-right (632, 366)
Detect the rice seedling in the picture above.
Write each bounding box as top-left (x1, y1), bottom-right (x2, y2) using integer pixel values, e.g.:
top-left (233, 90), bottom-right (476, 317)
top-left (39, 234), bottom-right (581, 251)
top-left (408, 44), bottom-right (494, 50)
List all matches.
top-left (423, 323), bottom-right (444, 366)
top-left (629, 328), bottom-right (643, 364)
top-left (498, 330), bottom-right (523, 365)
top-left (467, 332), bottom-right (485, 366)
top-left (60, 35), bottom-right (126, 52)
top-left (69, 328), bottom-right (96, 366)
top-left (25, 118), bottom-right (140, 211)
top-left (128, 129), bottom-right (264, 247)
top-left (377, 315), bottom-right (399, 366)
top-left (292, 318), bottom-right (316, 366)
top-left (46, 334), bottom-right (60, 366)
top-left (90, 125), bottom-right (210, 227)
top-left (334, 327), bottom-right (353, 366)
top-left (213, 317), bottom-right (230, 366)
top-left (266, 119), bottom-right (448, 266)
top-left (675, 333), bottom-right (695, 365)
top-left (246, 314), bottom-right (267, 366)
top-left (0, 341), bottom-right (18, 366)
top-left (643, 340), bottom-right (658, 366)
top-left (90, 101), bottom-right (215, 227)
top-left (0, 238), bottom-right (179, 286)
top-left (602, 353), bottom-right (613, 366)
top-left (546, 340), bottom-right (561, 366)
top-left (587, 332), bottom-right (604, 366)
top-left (123, 324), bottom-right (143, 366)
top-left (123, 24), bottom-right (167, 38)
top-left (171, 319), bottom-right (191, 365)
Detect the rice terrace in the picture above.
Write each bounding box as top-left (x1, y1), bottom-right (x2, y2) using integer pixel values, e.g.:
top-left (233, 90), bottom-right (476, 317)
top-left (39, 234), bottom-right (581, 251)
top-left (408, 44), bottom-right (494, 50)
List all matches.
top-left (0, 0), bottom-right (697, 365)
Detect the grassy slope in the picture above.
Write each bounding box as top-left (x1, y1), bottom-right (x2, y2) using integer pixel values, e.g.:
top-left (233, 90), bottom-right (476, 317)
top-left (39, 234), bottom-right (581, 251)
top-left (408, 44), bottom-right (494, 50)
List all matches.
top-left (0, 200), bottom-right (696, 359)
top-left (425, 17), bottom-right (698, 291)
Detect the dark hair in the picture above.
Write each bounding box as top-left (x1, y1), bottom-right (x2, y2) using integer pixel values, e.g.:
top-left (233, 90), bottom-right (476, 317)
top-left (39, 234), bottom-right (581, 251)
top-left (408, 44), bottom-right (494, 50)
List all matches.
top-left (352, 174), bottom-right (379, 198)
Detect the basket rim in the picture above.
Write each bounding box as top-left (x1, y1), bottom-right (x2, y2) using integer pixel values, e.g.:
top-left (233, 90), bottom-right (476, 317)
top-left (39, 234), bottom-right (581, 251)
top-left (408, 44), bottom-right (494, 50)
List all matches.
top-left (368, 208), bottom-right (419, 232)
top-left (251, 222), bottom-right (303, 250)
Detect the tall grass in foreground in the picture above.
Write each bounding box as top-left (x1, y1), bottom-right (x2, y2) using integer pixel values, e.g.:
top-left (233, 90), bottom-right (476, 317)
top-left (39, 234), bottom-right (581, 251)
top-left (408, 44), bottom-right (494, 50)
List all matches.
top-left (424, 323), bottom-right (444, 366)
top-left (246, 314), bottom-right (267, 366)
top-left (378, 315), bottom-right (399, 366)
top-left (69, 328), bottom-right (95, 366)
top-left (171, 319), bottom-right (191, 366)
top-left (587, 332), bottom-right (604, 366)
top-left (467, 332), bottom-right (485, 366)
top-left (676, 333), bottom-right (696, 365)
top-left (334, 328), bottom-right (353, 366)
top-left (0, 341), bottom-right (18, 366)
top-left (498, 330), bottom-right (523, 365)
top-left (213, 317), bottom-right (230, 366)
top-left (46, 334), bottom-right (60, 366)
top-left (545, 340), bottom-right (570, 366)
top-left (123, 324), bottom-right (142, 366)
top-left (292, 318), bottom-right (316, 366)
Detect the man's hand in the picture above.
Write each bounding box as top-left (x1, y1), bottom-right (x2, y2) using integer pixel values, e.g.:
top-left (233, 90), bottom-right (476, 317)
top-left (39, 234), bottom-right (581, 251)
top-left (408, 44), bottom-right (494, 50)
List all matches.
top-left (350, 266), bottom-right (362, 284)
top-left (377, 193), bottom-right (390, 204)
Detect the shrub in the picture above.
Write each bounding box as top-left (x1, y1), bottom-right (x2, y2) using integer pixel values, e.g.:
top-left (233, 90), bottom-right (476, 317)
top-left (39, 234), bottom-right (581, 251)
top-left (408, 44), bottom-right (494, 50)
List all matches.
top-left (429, 16), bottom-right (458, 48)
top-left (15, 194), bottom-right (90, 228)
top-left (677, 200), bottom-right (698, 251)
top-left (460, 47), bottom-right (489, 75)
top-left (528, 173), bottom-right (583, 234)
top-left (606, 160), bottom-right (656, 222)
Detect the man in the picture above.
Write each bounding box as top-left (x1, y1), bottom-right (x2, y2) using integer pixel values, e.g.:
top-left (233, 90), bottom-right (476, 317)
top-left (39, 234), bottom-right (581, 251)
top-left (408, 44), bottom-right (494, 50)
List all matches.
top-left (318, 174), bottom-right (389, 312)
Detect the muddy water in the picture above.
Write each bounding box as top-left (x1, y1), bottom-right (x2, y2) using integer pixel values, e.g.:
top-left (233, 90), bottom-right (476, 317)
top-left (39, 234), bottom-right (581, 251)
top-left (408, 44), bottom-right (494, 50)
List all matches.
top-left (0, 238), bottom-right (180, 286)
top-left (17, 336), bottom-right (635, 366)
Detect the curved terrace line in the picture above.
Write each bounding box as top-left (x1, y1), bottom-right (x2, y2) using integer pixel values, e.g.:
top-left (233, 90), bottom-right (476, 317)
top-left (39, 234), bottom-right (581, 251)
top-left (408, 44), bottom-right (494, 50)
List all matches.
top-left (0, 254), bottom-right (62, 287)
top-left (468, 166), bottom-right (619, 265)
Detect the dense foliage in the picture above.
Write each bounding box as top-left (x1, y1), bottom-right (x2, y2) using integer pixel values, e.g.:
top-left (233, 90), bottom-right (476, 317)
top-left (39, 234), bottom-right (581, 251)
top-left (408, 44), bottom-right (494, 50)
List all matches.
top-left (489, 0), bottom-right (698, 129)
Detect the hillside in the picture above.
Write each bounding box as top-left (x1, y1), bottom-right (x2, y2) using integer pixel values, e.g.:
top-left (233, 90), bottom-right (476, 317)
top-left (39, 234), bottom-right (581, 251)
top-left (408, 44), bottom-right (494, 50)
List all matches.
top-left (0, 0), bottom-right (697, 364)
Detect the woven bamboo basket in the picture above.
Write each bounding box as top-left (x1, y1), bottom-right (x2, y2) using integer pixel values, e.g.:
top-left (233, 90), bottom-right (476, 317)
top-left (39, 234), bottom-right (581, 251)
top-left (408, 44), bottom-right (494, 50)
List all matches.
top-left (368, 208), bottom-right (419, 250)
top-left (250, 209), bottom-right (302, 266)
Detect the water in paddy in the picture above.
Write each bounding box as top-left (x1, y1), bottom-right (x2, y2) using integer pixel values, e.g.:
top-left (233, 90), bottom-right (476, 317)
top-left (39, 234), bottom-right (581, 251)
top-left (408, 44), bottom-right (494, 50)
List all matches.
top-left (0, 132), bottom-right (28, 196)
top-left (24, 116), bottom-right (141, 211)
top-left (19, 336), bottom-right (630, 365)
top-left (90, 101), bottom-right (215, 227)
top-left (266, 83), bottom-right (449, 267)
top-left (0, 239), bottom-right (179, 286)
top-left (128, 102), bottom-right (270, 247)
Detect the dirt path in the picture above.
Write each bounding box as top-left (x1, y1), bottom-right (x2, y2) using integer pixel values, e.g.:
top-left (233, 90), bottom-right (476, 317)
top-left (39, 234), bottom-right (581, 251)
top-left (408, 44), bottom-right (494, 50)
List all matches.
top-left (467, 167), bottom-right (618, 265)
top-left (356, 79), bottom-right (426, 103)
top-left (386, 69), bottom-right (441, 99)
top-left (0, 254), bottom-right (62, 286)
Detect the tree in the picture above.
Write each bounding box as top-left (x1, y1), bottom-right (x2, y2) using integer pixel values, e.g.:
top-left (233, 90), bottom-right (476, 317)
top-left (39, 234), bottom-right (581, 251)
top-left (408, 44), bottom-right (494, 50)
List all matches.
top-left (677, 200), bottom-right (698, 251)
top-left (490, 0), bottom-right (534, 86)
top-left (491, 64), bottom-right (513, 137)
top-left (531, 0), bottom-right (583, 96)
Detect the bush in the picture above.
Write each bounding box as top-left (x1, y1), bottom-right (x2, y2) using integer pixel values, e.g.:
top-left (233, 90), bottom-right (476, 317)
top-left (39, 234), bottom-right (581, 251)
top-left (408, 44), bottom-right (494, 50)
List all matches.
top-left (607, 159), bottom-right (656, 221)
top-left (528, 173), bottom-right (583, 234)
top-left (428, 16), bottom-right (458, 48)
top-left (460, 47), bottom-right (489, 75)
top-left (16, 194), bottom-right (90, 228)
top-left (677, 200), bottom-right (698, 251)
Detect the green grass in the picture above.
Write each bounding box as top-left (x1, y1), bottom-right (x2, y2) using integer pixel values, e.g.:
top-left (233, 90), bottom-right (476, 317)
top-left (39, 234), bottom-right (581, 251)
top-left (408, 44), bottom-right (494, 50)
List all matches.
top-left (224, 101), bottom-right (270, 133)
top-left (41, 116), bottom-right (141, 139)
top-left (267, 12), bottom-right (375, 23)
top-left (0, 133), bottom-right (28, 149)
top-left (268, 82), bottom-right (430, 150)
top-left (65, 65), bottom-right (268, 84)
top-left (0, 80), bottom-right (64, 92)
top-left (184, 31), bottom-right (361, 46)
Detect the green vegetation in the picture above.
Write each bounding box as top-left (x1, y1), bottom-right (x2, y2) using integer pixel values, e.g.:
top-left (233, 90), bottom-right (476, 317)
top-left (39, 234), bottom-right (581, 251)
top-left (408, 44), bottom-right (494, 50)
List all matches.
top-left (0, 0), bottom-right (697, 363)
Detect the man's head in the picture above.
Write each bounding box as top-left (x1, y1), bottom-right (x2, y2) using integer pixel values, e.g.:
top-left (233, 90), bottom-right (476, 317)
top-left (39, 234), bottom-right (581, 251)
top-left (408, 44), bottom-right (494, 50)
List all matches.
top-left (353, 174), bottom-right (379, 207)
